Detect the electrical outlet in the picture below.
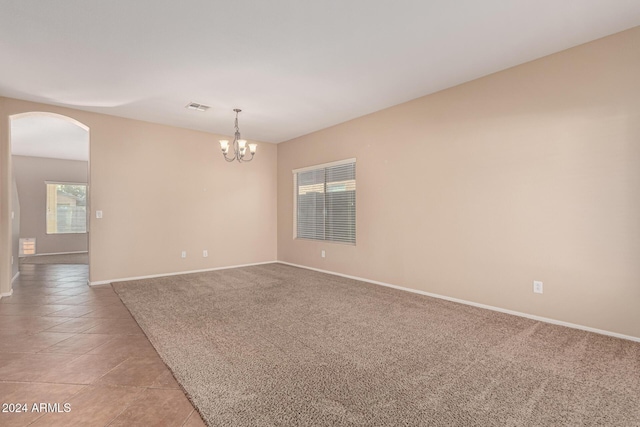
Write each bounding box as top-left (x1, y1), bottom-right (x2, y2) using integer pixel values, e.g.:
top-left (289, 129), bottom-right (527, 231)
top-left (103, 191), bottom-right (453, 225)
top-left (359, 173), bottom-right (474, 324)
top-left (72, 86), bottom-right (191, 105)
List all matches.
top-left (96, 210), bottom-right (103, 219)
top-left (203, 250), bottom-right (208, 258)
top-left (181, 251), bottom-right (187, 258)
top-left (321, 250), bottom-right (326, 258)
top-left (533, 280), bottom-right (543, 294)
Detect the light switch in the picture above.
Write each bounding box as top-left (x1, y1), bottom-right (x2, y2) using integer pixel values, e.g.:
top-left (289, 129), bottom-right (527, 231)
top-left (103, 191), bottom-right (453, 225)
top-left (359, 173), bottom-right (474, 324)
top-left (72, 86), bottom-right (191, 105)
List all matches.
top-left (96, 210), bottom-right (103, 219)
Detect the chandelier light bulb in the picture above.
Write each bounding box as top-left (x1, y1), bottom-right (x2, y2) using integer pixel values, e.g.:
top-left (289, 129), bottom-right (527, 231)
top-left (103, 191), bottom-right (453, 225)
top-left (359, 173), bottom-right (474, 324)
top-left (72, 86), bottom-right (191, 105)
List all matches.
top-left (219, 140), bottom-right (229, 154)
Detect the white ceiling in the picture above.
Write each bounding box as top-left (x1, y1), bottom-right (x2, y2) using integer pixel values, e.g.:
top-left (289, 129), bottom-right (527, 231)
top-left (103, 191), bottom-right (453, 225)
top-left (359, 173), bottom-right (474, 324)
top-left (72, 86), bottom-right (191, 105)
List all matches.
top-left (1, 1), bottom-right (639, 143)
top-left (11, 115), bottom-right (89, 161)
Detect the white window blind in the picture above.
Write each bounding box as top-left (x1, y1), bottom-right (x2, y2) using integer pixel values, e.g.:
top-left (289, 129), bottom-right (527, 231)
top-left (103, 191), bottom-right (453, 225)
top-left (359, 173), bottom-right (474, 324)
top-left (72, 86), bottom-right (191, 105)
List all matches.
top-left (294, 160), bottom-right (356, 244)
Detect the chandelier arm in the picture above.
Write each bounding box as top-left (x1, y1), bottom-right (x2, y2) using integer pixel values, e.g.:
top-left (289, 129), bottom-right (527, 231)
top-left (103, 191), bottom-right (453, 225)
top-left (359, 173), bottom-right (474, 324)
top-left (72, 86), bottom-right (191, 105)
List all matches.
top-left (239, 152), bottom-right (254, 163)
top-left (222, 153), bottom-right (236, 162)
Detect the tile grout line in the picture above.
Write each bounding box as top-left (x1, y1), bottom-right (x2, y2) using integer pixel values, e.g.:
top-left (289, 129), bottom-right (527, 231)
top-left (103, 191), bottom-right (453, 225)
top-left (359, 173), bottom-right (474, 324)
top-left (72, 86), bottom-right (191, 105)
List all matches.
top-left (25, 384), bottom-right (91, 427)
top-left (103, 384), bottom-right (151, 427)
top-left (180, 409), bottom-right (196, 427)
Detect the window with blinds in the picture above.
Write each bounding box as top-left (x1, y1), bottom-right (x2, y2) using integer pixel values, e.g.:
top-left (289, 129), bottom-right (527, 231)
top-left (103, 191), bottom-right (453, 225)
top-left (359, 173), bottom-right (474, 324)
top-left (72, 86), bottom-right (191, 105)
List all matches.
top-left (294, 160), bottom-right (356, 244)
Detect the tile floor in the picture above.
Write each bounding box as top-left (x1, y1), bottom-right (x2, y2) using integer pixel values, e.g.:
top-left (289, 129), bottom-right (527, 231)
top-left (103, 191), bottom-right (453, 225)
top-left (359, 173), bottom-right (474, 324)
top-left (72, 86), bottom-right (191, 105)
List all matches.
top-left (0, 263), bottom-right (206, 427)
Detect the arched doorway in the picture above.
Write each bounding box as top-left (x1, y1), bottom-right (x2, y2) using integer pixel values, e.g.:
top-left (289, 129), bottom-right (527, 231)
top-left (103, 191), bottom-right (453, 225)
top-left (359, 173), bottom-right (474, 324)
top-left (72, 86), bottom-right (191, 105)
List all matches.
top-left (8, 112), bottom-right (90, 291)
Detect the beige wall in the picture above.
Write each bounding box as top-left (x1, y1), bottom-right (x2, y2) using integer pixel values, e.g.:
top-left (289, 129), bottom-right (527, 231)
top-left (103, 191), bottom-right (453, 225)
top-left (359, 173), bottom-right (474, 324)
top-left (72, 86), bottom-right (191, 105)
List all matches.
top-left (87, 114), bottom-right (277, 282)
top-left (11, 178), bottom-right (19, 282)
top-left (278, 27), bottom-right (640, 338)
top-left (13, 155), bottom-right (88, 255)
top-left (0, 98), bottom-right (277, 288)
top-left (1, 104), bottom-right (11, 295)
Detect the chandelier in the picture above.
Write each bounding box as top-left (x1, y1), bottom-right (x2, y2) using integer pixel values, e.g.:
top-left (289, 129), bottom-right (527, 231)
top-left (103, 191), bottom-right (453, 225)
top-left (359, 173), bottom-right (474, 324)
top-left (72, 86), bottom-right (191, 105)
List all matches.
top-left (219, 109), bottom-right (256, 162)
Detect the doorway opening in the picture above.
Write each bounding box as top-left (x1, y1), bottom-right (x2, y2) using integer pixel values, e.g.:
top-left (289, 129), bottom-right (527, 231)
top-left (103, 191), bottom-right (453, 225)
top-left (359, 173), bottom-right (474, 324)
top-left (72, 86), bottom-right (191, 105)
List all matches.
top-left (9, 112), bottom-right (90, 285)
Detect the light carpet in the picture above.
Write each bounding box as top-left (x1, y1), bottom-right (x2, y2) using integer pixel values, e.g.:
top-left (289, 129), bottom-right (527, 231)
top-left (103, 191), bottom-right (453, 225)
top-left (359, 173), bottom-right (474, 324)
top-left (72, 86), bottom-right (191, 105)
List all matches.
top-left (113, 263), bottom-right (640, 426)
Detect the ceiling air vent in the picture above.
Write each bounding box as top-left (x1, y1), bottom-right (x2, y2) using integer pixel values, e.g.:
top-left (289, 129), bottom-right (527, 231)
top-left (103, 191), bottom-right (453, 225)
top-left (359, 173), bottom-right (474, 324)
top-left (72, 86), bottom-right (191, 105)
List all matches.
top-left (185, 102), bottom-right (210, 112)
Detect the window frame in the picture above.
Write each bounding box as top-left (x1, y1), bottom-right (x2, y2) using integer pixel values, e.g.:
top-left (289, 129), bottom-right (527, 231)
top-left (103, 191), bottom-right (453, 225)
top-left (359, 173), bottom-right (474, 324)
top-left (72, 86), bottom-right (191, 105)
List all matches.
top-left (45, 181), bottom-right (88, 235)
top-left (292, 158), bottom-right (356, 245)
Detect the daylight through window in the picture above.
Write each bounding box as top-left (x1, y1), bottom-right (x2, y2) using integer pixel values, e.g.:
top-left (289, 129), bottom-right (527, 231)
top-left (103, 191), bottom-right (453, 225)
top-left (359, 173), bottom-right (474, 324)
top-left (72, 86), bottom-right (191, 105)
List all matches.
top-left (46, 182), bottom-right (87, 234)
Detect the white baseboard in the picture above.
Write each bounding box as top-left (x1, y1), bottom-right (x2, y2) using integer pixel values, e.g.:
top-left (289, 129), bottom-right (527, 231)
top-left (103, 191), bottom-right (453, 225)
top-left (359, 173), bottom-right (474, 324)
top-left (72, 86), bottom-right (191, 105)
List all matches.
top-left (88, 260), bottom-right (278, 286)
top-left (22, 251), bottom-right (88, 257)
top-left (0, 288), bottom-right (13, 298)
top-left (11, 271), bottom-right (19, 283)
top-left (278, 261), bottom-right (640, 343)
